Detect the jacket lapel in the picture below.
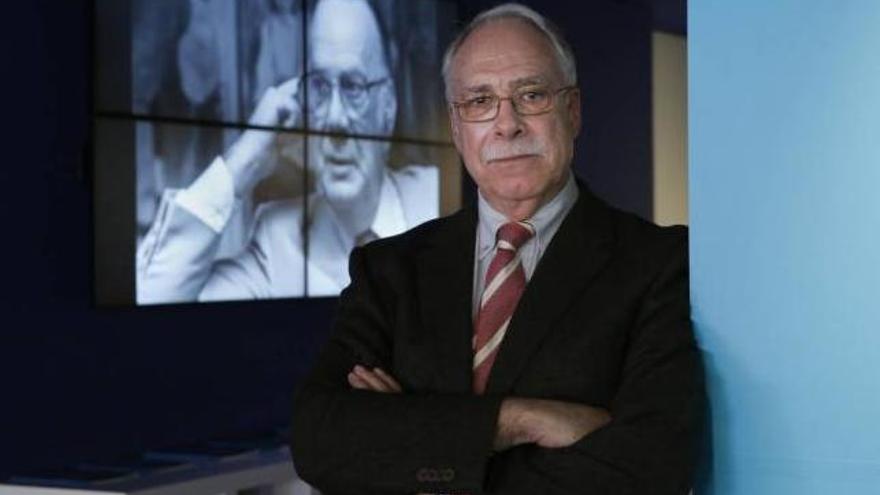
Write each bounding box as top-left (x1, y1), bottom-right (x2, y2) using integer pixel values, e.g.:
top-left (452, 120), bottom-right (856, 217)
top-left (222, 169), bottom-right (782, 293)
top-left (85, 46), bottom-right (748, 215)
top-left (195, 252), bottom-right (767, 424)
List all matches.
top-left (416, 207), bottom-right (477, 393)
top-left (484, 182), bottom-right (615, 395)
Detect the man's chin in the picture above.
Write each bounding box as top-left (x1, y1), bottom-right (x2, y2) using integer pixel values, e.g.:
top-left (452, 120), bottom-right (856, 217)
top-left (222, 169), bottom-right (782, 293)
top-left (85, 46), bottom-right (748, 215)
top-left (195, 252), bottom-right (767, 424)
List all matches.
top-left (320, 176), bottom-right (366, 207)
top-left (481, 176), bottom-right (561, 208)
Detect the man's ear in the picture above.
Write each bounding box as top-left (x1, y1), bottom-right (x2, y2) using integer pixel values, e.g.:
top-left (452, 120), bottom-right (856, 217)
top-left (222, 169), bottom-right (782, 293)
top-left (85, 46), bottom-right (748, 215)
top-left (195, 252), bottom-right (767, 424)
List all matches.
top-left (568, 88), bottom-right (582, 136)
top-left (379, 82), bottom-right (397, 135)
top-left (449, 104), bottom-right (462, 150)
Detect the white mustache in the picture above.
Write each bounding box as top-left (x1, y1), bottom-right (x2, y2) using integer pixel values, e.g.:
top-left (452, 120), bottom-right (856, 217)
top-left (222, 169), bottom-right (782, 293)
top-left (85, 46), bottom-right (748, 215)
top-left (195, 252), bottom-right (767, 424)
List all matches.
top-left (480, 138), bottom-right (545, 162)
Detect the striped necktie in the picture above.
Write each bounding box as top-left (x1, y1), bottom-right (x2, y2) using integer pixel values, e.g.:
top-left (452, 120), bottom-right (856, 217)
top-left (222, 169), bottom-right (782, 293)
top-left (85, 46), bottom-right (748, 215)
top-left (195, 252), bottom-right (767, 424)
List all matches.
top-left (472, 221), bottom-right (535, 394)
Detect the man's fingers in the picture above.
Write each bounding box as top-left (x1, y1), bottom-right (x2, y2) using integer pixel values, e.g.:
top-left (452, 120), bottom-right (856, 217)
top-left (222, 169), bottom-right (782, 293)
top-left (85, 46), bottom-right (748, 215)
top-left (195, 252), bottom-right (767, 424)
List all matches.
top-left (347, 365), bottom-right (404, 394)
top-left (247, 78), bottom-right (302, 128)
top-left (347, 371), bottom-right (370, 390)
top-left (373, 367), bottom-right (402, 393)
top-left (353, 365), bottom-right (394, 392)
top-left (527, 400), bottom-right (612, 448)
top-left (247, 87), bottom-right (280, 127)
top-left (276, 76), bottom-right (301, 97)
top-left (275, 77), bottom-right (302, 128)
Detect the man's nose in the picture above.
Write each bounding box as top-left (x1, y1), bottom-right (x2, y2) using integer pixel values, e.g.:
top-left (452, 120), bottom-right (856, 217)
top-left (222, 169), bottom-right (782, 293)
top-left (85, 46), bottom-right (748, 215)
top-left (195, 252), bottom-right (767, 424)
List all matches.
top-left (492, 98), bottom-right (525, 139)
top-left (323, 85), bottom-right (351, 133)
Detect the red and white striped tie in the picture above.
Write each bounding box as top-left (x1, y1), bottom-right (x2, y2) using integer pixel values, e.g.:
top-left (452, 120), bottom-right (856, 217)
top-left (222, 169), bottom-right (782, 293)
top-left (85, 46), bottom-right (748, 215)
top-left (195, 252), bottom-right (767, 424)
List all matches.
top-left (472, 221), bottom-right (535, 394)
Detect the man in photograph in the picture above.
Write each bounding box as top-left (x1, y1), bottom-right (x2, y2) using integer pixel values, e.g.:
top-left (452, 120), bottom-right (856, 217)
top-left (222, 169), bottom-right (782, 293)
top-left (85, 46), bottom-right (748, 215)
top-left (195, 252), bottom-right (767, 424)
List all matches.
top-left (136, 0), bottom-right (438, 304)
top-left (290, 3), bottom-right (702, 494)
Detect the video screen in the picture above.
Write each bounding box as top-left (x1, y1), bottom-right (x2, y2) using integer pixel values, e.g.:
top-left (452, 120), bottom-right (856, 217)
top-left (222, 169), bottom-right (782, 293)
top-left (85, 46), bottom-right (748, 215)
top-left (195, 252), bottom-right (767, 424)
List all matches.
top-left (93, 0), bottom-right (461, 306)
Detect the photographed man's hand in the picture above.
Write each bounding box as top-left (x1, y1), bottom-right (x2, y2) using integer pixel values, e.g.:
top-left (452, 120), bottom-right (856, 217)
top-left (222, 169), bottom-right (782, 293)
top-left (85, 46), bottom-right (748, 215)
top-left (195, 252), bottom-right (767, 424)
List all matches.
top-left (495, 398), bottom-right (611, 451)
top-left (224, 77), bottom-right (302, 197)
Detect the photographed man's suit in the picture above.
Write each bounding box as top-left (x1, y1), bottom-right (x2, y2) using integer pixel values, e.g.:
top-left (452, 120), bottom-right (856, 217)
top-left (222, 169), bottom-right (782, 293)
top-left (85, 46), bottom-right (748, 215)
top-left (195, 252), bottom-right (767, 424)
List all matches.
top-left (291, 178), bottom-right (702, 495)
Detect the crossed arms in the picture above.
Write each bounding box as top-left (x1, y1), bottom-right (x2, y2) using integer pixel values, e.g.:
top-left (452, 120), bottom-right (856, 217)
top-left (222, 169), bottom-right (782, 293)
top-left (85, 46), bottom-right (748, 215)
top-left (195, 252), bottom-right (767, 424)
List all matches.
top-left (349, 364), bottom-right (611, 452)
top-left (290, 237), bottom-right (702, 495)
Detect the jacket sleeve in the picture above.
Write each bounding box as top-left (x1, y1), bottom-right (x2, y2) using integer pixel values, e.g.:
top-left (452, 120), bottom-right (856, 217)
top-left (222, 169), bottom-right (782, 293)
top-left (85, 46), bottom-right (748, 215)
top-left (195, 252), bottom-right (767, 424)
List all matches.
top-left (290, 245), bottom-right (504, 495)
top-left (483, 234), bottom-right (703, 495)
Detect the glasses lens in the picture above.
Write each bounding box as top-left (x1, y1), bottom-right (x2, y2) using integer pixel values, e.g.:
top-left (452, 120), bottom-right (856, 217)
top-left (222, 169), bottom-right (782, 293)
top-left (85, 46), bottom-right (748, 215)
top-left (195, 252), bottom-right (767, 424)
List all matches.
top-left (340, 74), bottom-right (369, 113)
top-left (459, 95), bottom-right (497, 121)
top-left (305, 72), bottom-right (376, 117)
top-left (306, 74), bottom-right (331, 111)
top-left (515, 88), bottom-right (552, 115)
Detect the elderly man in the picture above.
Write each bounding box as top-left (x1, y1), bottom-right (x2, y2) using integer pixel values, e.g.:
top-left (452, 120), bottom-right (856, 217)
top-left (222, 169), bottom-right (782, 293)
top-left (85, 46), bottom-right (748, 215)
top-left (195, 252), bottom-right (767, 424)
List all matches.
top-left (290, 3), bottom-right (702, 494)
top-left (136, 0), bottom-right (437, 303)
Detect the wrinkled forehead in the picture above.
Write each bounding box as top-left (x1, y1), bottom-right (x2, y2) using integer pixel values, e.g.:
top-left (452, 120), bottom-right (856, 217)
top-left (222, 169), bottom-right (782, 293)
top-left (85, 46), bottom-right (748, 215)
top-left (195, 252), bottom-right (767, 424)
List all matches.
top-left (450, 18), bottom-right (563, 95)
top-left (309, 0), bottom-right (386, 76)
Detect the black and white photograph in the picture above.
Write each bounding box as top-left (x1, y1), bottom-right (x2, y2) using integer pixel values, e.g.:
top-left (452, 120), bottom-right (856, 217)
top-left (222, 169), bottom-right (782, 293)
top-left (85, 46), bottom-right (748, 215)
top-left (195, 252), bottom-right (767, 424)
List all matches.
top-left (93, 0), bottom-right (461, 305)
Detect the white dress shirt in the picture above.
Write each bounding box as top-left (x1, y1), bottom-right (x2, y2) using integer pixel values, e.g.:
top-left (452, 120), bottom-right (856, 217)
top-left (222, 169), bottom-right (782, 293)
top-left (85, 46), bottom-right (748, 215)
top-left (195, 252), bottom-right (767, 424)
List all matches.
top-left (472, 171), bottom-right (579, 317)
top-left (136, 156), bottom-right (438, 304)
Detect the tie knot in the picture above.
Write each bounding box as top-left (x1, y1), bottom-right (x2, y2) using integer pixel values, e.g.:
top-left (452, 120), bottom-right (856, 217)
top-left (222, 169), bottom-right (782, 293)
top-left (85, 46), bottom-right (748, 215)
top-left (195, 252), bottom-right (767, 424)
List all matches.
top-left (496, 221), bottom-right (534, 251)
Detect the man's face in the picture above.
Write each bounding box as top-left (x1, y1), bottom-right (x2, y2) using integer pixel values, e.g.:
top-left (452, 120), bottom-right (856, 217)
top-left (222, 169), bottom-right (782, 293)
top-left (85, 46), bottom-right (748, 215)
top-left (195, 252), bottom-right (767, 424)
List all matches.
top-left (448, 19), bottom-right (580, 211)
top-left (306, 0), bottom-right (395, 208)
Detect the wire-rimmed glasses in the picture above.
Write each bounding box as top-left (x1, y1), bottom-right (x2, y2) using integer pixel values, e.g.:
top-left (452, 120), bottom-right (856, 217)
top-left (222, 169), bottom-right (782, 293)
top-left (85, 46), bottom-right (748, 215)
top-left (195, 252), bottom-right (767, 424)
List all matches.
top-left (304, 71), bottom-right (389, 119)
top-left (452, 85), bottom-right (577, 122)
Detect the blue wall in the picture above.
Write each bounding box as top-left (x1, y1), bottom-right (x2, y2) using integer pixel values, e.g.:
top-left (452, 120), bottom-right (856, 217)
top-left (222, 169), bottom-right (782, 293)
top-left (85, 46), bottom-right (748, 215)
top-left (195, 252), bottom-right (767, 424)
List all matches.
top-left (691, 1), bottom-right (880, 493)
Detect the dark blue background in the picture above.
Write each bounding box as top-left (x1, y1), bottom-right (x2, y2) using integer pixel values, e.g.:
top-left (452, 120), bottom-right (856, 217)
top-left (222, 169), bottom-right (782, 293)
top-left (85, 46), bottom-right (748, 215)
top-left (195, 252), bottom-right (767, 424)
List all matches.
top-left (0, 0), bottom-right (683, 477)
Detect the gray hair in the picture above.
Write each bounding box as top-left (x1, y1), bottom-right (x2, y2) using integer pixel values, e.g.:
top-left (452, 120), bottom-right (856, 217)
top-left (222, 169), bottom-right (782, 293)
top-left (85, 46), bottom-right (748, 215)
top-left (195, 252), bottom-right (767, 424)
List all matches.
top-left (441, 3), bottom-right (578, 102)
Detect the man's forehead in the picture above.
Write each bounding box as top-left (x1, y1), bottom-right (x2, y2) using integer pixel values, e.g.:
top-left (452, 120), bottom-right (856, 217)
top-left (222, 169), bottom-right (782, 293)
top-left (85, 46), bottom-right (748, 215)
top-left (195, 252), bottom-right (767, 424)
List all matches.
top-left (309, 0), bottom-right (384, 70)
top-left (461, 75), bottom-right (551, 94)
top-left (450, 18), bottom-right (562, 93)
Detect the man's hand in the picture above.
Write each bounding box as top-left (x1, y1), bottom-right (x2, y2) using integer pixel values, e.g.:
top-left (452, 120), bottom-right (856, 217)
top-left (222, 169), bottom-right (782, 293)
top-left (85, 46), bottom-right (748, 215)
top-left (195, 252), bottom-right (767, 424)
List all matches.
top-left (494, 398), bottom-right (611, 451)
top-left (224, 77), bottom-right (302, 197)
top-left (347, 365), bottom-right (402, 393)
top-left (345, 368), bottom-right (609, 453)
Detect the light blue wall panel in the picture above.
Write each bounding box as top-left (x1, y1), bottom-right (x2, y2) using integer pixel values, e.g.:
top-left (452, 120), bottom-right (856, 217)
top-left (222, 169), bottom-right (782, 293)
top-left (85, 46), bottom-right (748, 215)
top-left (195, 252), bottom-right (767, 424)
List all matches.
top-left (690, 1), bottom-right (880, 493)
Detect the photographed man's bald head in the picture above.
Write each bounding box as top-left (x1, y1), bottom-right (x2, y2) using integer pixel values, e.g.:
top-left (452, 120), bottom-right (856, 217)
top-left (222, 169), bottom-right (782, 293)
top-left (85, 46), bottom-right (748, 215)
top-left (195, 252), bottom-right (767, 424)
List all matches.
top-left (310, 0), bottom-right (387, 75)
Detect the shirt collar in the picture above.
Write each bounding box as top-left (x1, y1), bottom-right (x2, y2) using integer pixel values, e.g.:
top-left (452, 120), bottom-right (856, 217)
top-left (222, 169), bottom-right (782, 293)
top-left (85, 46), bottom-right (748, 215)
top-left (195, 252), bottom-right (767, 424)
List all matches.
top-left (477, 170), bottom-right (579, 260)
top-left (310, 168), bottom-right (407, 269)
top-left (369, 169), bottom-right (407, 239)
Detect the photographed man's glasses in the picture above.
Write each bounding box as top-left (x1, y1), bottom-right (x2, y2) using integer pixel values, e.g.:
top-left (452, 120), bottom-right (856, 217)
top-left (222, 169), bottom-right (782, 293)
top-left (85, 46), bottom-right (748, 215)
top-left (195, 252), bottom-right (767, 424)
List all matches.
top-left (304, 71), bottom-right (389, 119)
top-left (452, 85), bottom-right (577, 123)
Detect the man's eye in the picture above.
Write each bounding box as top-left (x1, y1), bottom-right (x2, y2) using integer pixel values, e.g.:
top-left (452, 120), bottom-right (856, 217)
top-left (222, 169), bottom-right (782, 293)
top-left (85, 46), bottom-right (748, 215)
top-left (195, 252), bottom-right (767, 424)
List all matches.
top-left (340, 77), bottom-right (366, 94)
top-left (468, 96), bottom-right (493, 107)
top-left (310, 77), bottom-right (331, 95)
top-left (520, 90), bottom-right (549, 102)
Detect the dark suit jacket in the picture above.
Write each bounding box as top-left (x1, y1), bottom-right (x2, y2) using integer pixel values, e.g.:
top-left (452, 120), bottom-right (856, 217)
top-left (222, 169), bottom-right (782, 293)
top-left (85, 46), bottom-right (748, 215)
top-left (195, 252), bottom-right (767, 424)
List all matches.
top-left (290, 180), bottom-right (703, 495)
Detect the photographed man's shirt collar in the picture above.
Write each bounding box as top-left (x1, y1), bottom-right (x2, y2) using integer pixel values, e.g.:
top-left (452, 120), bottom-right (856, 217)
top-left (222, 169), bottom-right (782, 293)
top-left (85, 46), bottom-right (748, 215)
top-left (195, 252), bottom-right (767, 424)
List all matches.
top-left (312, 169), bottom-right (406, 260)
top-left (369, 169), bottom-right (407, 240)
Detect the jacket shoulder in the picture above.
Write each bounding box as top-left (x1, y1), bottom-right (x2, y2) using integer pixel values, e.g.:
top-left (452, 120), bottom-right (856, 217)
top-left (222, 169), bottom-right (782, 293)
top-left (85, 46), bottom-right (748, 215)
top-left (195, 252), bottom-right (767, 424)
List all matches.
top-left (368, 207), bottom-right (467, 247)
top-left (611, 207), bottom-right (688, 246)
top-left (353, 208), bottom-right (471, 280)
top-left (604, 204), bottom-right (689, 273)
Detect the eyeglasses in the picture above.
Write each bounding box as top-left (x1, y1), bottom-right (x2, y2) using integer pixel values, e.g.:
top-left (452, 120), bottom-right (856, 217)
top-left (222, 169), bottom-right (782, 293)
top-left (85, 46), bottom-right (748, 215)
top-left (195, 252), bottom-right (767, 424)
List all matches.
top-left (452, 85), bottom-right (577, 123)
top-left (304, 71), bottom-right (389, 118)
